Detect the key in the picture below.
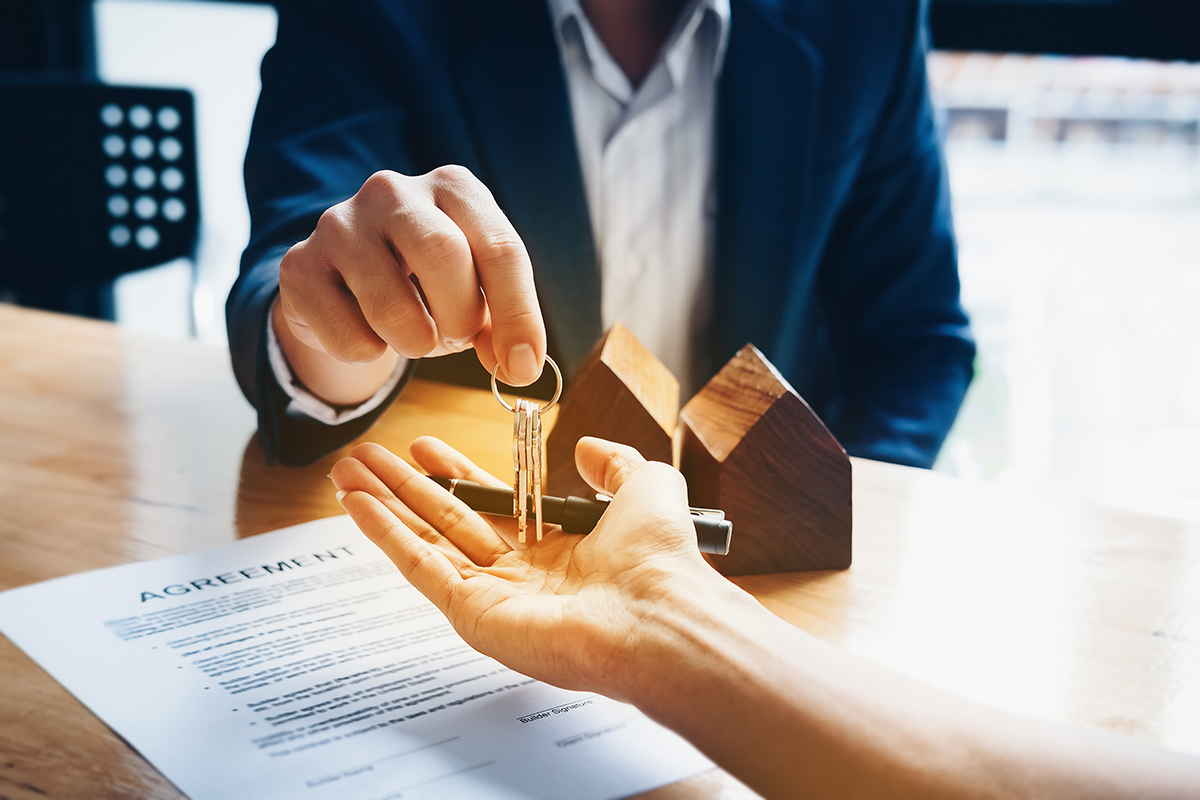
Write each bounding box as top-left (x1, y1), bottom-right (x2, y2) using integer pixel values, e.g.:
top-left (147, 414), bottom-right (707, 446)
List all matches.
top-left (492, 357), bottom-right (562, 544)
top-left (527, 400), bottom-right (543, 541)
top-left (514, 399), bottom-right (528, 540)
top-left (514, 398), bottom-right (543, 542)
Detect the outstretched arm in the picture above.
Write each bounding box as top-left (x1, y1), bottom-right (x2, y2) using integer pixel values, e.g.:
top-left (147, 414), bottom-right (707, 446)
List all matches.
top-left (230, 3), bottom-right (546, 466)
top-left (331, 438), bottom-right (1200, 799)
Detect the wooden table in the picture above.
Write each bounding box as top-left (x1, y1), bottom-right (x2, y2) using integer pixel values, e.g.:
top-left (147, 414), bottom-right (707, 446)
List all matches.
top-left (1, 303), bottom-right (1198, 798)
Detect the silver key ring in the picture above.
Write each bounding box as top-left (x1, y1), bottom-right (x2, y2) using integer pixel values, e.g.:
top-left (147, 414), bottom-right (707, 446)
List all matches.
top-left (491, 356), bottom-right (563, 413)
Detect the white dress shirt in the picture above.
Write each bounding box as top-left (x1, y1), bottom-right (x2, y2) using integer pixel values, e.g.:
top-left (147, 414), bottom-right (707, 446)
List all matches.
top-left (269, 0), bottom-right (731, 422)
top-left (549, 0), bottom-right (730, 393)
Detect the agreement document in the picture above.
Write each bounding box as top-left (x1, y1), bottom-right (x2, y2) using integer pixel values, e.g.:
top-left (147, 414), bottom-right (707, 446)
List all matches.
top-left (0, 516), bottom-right (712, 799)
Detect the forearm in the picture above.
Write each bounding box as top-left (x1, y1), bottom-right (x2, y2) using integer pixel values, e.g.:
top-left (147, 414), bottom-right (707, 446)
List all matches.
top-left (622, 575), bottom-right (1200, 799)
top-left (831, 334), bottom-right (975, 469)
top-left (271, 299), bottom-right (401, 406)
top-left (336, 438), bottom-right (1200, 796)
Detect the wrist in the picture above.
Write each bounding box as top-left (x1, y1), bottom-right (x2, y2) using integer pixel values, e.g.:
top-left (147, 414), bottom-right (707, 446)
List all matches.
top-left (605, 572), bottom-right (832, 799)
top-left (270, 299), bottom-right (401, 406)
top-left (608, 567), bottom-right (769, 708)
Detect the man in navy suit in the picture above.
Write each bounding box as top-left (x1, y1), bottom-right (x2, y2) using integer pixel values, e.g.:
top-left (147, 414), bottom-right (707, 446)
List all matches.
top-left (228, 0), bottom-right (975, 469)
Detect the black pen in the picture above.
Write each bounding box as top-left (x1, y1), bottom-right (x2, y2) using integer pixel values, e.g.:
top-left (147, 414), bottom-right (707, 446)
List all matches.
top-left (428, 476), bottom-right (731, 556)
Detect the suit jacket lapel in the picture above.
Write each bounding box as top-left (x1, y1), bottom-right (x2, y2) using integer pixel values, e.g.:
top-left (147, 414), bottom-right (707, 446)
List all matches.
top-left (452, 0), bottom-right (602, 378)
top-left (713, 0), bottom-right (822, 377)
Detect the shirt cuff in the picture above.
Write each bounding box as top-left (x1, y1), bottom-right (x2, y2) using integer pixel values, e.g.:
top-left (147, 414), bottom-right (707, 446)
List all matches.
top-left (265, 299), bottom-right (408, 426)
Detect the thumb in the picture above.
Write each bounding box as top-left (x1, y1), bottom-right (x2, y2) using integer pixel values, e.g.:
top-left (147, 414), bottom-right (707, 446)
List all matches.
top-left (575, 438), bottom-right (699, 558)
top-left (574, 436), bottom-right (650, 497)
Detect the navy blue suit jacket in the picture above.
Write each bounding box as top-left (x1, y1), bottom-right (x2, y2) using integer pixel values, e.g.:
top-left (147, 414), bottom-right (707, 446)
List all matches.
top-left (228, 0), bottom-right (975, 468)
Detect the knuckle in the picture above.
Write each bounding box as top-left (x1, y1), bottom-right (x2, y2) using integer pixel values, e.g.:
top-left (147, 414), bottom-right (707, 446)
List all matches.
top-left (360, 169), bottom-right (405, 202)
top-left (279, 246), bottom-right (339, 301)
top-left (415, 226), bottom-right (469, 268)
top-left (475, 231), bottom-right (527, 268)
top-left (362, 291), bottom-right (410, 323)
top-left (312, 204), bottom-right (354, 244)
top-left (429, 163), bottom-right (476, 189)
top-left (277, 246), bottom-right (304, 287)
top-left (603, 450), bottom-right (637, 490)
top-left (490, 303), bottom-right (539, 329)
top-left (278, 247), bottom-right (331, 305)
top-left (358, 171), bottom-right (416, 219)
top-left (605, 448), bottom-right (671, 494)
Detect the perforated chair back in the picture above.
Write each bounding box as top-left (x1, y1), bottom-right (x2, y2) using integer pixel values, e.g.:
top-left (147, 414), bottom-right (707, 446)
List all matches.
top-left (0, 81), bottom-right (200, 290)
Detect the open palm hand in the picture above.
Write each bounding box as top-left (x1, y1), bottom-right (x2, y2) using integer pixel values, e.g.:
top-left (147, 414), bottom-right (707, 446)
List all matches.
top-left (330, 436), bottom-right (714, 700)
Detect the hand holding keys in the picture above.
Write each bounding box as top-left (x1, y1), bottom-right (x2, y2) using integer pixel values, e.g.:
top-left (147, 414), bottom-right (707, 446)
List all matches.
top-left (492, 357), bottom-right (563, 543)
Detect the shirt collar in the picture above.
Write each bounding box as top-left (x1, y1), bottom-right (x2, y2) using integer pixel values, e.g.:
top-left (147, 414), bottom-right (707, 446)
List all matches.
top-left (547, 0), bottom-right (730, 102)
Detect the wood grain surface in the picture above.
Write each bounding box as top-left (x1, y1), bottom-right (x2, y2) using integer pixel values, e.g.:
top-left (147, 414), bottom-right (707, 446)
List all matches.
top-left (545, 323), bottom-right (678, 497)
top-left (681, 345), bottom-right (852, 575)
top-left (2, 305), bottom-right (1199, 800)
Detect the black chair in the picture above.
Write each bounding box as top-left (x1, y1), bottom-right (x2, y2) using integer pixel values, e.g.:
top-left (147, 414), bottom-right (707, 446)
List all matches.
top-left (0, 80), bottom-right (200, 318)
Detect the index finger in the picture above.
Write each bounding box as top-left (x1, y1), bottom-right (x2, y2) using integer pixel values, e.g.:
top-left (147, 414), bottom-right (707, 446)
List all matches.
top-left (427, 166), bottom-right (546, 386)
top-left (409, 436), bottom-right (511, 490)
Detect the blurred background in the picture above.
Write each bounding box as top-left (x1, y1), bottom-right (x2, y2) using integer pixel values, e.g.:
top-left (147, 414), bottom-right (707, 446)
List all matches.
top-left (2, 0), bottom-right (1198, 521)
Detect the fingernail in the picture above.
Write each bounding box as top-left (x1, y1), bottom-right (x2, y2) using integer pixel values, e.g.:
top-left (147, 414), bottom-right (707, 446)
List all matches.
top-left (335, 490), bottom-right (347, 503)
top-left (506, 343), bottom-right (538, 385)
